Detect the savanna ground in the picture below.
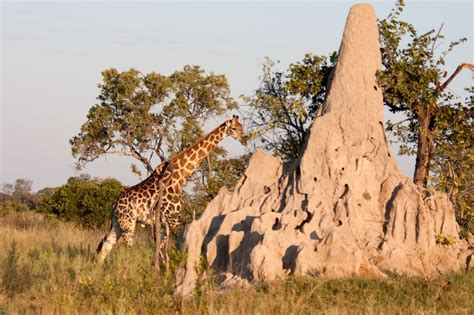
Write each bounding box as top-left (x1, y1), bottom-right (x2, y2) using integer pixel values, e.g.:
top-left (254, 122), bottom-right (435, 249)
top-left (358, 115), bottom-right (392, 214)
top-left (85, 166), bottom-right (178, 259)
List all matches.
top-left (0, 212), bottom-right (472, 315)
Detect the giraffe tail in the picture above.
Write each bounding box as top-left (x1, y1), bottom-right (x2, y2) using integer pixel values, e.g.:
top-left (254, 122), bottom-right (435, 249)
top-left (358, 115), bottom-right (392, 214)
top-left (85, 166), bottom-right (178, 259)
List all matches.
top-left (96, 220), bottom-right (112, 254)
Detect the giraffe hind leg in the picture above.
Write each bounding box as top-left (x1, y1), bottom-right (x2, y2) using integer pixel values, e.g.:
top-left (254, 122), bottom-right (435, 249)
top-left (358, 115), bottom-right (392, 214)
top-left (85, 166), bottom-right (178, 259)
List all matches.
top-left (97, 217), bottom-right (122, 263)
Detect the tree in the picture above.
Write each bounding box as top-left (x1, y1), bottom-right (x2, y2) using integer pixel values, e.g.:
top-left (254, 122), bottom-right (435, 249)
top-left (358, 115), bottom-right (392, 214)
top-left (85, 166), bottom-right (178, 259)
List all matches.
top-left (71, 65), bottom-right (246, 226)
top-left (244, 54), bottom-right (336, 160)
top-left (430, 89), bottom-right (473, 237)
top-left (70, 65), bottom-right (237, 177)
top-left (0, 179), bottom-right (38, 213)
top-left (377, 0), bottom-right (471, 187)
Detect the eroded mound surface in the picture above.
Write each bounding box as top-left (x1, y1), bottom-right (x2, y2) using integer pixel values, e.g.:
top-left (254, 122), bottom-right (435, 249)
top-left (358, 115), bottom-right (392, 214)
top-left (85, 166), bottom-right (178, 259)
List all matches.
top-left (176, 4), bottom-right (471, 295)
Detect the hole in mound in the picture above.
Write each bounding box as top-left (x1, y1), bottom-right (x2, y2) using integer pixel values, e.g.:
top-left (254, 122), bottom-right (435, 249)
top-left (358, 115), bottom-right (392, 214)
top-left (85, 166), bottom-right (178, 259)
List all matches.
top-left (339, 184), bottom-right (349, 198)
top-left (310, 231), bottom-right (320, 240)
top-left (295, 210), bottom-right (313, 231)
top-left (263, 185), bottom-right (271, 194)
top-left (212, 235), bottom-right (229, 271)
top-left (282, 245), bottom-right (299, 273)
top-left (272, 218), bottom-right (282, 230)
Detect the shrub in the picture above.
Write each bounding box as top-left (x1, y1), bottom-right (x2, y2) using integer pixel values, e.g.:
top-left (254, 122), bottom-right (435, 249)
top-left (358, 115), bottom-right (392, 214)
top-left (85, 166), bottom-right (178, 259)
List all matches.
top-left (2, 241), bottom-right (33, 297)
top-left (435, 234), bottom-right (458, 245)
top-left (39, 176), bottom-right (124, 228)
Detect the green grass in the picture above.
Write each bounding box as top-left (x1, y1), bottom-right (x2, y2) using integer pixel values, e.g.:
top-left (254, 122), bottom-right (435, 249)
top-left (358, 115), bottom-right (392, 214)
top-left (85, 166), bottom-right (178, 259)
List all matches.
top-left (0, 212), bottom-right (473, 314)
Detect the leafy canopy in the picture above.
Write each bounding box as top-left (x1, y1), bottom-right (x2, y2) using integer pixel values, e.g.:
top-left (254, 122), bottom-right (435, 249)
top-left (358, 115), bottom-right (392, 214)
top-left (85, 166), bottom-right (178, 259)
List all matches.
top-left (377, 0), bottom-right (467, 156)
top-left (70, 65), bottom-right (248, 226)
top-left (70, 65), bottom-right (237, 177)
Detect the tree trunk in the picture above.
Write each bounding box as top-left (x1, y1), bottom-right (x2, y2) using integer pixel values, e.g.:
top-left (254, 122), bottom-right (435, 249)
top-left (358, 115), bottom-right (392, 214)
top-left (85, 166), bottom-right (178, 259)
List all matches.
top-left (415, 63), bottom-right (474, 187)
top-left (413, 108), bottom-right (435, 187)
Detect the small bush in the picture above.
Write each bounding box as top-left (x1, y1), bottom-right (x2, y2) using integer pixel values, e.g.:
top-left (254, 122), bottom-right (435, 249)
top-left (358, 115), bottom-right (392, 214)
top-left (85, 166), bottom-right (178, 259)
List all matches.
top-left (39, 176), bottom-right (123, 228)
top-left (2, 241), bottom-right (33, 297)
top-left (436, 234), bottom-right (458, 245)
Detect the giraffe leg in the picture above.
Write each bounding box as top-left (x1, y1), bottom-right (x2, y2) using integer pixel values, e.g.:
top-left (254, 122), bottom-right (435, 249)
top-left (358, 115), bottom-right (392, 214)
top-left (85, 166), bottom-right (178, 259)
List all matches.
top-left (97, 217), bottom-right (122, 263)
top-left (121, 220), bottom-right (136, 247)
top-left (164, 223), bottom-right (170, 270)
top-left (158, 226), bottom-right (166, 265)
top-left (155, 224), bottom-right (170, 270)
top-left (158, 195), bottom-right (180, 270)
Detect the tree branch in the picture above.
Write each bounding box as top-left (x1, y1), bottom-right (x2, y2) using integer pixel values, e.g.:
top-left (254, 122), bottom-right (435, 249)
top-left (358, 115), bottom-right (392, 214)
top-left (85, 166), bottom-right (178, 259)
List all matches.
top-left (130, 146), bottom-right (153, 174)
top-left (152, 136), bottom-right (166, 162)
top-left (437, 63), bottom-right (474, 92)
top-left (430, 23), bottom-right (444, 56)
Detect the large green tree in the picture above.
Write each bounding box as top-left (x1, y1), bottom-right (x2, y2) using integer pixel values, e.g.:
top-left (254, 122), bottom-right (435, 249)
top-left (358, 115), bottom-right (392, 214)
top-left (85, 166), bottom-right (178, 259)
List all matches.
top-left (70, 65), bottom-right (237, 177)
top-left (71, 65), bottom-right (249, 226)
top-left (377, 0), bottom-right (472, 188)
top-left (377, 1), bottom-right (473, 235)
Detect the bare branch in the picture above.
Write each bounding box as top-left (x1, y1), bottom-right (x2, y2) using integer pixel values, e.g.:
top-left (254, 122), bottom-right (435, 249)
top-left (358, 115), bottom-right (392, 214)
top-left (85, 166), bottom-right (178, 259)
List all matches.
top-left (437, 63), bottom-right (474, 92)
top-left (130, 146), bottom-right (153, 174)
top-left (430, 23), bottom-right (444, 56)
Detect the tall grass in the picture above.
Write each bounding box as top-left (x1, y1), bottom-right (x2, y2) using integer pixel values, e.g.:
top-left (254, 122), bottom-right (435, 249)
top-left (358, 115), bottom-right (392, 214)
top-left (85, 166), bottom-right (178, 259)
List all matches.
top-left (1, 212), bottom-right (473, 314)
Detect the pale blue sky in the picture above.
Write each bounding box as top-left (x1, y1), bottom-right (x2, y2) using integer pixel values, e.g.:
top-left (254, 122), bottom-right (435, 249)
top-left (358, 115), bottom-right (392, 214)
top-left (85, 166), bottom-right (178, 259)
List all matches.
top-left (1, 1), bottom-right (472, 191)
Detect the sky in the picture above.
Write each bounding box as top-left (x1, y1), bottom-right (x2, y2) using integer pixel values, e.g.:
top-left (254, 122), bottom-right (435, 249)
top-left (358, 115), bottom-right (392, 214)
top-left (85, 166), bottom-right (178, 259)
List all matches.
top-left (1, 1), bottom-right (472, 192)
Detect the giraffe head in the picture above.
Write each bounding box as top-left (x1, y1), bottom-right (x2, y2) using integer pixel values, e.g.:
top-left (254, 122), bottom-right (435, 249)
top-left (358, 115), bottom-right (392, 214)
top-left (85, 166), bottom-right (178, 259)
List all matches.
top-left (225, 115), bottom-right (247, 145)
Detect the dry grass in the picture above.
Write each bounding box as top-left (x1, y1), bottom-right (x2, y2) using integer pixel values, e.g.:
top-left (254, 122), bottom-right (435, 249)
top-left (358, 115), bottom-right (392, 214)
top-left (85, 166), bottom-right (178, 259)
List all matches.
top-left (0, 212), bottom-right (100, 252)
top-left (0, 212), bottom-right (473, 314)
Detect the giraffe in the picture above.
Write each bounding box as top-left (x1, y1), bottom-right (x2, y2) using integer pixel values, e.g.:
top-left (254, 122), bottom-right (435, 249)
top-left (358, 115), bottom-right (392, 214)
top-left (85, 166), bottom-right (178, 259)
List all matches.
top-left (97, 115), bottom-right (246, 262)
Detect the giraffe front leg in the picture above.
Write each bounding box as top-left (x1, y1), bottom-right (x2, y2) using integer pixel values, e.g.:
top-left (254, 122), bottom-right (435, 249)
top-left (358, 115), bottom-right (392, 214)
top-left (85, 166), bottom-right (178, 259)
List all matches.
top-left (162, 197), bottom-right (182, 270)
top-left (154, 224), bottom-right (170, 271)
top-left (164, 223), bottom-right (170, 270)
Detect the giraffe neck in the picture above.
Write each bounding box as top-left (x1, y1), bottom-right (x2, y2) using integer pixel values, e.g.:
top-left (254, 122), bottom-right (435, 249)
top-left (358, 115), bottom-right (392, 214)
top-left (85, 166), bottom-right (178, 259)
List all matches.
top-left (159, 123), bottom-right (227, 188)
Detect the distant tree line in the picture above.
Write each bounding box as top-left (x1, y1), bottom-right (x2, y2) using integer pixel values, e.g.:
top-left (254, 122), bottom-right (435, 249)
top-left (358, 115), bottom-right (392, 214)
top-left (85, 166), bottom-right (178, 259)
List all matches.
top-left (0, 178), bottom-right (51, 214)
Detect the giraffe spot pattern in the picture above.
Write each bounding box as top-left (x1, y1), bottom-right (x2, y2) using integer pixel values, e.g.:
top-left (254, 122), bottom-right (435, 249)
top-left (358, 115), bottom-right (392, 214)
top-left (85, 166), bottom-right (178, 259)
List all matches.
top-left (98, 120), bottom-right (240, 258)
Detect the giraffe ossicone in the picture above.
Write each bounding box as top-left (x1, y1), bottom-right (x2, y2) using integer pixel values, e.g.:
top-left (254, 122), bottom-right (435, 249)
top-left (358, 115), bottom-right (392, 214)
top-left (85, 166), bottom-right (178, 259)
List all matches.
top-left (97, 116), bottom-right (246, 262)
